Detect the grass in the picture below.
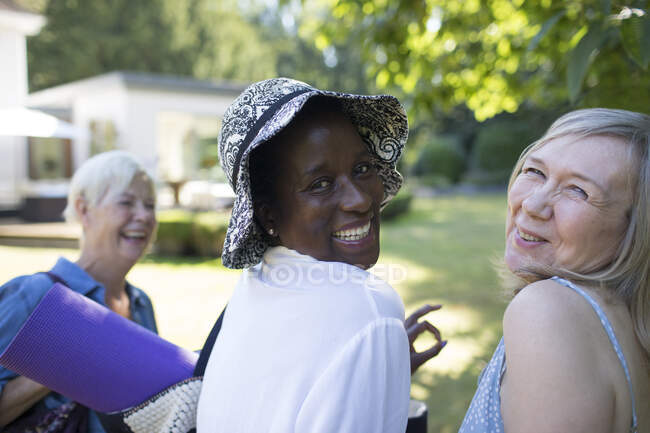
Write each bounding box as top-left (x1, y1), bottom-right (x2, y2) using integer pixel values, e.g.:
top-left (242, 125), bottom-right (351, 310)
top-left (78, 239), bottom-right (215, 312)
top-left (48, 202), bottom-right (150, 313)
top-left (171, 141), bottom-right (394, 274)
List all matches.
top-left (0, 194), bottom-right (508, 432)
top-left (379, 195), bottom-right (508, 432)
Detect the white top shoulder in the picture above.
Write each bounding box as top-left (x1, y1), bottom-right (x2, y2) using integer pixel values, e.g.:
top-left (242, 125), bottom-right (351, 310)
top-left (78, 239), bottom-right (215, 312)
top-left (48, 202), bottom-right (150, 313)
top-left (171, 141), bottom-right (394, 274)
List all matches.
top-left (197, 247), bottom-right (410, 433)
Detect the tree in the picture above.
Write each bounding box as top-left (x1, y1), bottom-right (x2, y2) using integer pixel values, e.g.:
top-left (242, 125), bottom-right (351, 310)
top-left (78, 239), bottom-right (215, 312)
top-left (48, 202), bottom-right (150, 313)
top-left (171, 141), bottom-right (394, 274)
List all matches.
top-left (294, 0), bottom-right (650, 120)
top-left (164, 0), bottom-right (276, 83)
top-left (241, 0), bottom-right (376, 94)
top-left (25, 0), bottom-right (277, 91)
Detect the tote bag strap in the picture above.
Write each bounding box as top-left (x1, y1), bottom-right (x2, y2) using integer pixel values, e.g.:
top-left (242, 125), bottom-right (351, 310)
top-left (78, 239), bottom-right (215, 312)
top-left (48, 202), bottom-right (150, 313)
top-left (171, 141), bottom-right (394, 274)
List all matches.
top-left (193, 306), bottom-right (226, 376)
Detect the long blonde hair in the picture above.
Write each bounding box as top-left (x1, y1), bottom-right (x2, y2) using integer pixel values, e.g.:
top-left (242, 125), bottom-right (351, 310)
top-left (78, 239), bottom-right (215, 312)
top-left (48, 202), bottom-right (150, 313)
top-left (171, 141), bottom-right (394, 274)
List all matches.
top-left (506, 108), bottom-right (650, 358)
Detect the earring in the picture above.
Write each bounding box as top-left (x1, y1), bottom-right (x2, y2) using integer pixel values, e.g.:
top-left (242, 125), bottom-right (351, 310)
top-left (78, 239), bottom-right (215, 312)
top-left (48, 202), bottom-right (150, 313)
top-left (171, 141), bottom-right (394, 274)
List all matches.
top-left (268, 228), bottom-right (276, 236)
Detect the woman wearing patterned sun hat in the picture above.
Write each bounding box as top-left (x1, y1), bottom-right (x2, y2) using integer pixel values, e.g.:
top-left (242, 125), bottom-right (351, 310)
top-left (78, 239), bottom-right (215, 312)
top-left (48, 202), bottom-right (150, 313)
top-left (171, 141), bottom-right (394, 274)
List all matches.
top-left (196, 78), bottom-right (444, 433)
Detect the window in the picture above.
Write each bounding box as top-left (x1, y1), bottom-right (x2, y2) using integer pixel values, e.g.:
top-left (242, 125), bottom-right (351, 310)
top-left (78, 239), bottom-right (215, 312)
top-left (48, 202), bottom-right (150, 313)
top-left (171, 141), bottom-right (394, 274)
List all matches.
top-left (157, 112), bottom-right (224, 183)
top-left (28, 137), bottom-right (73, 180)
top-left (89, 119), bottom-right (117, 155)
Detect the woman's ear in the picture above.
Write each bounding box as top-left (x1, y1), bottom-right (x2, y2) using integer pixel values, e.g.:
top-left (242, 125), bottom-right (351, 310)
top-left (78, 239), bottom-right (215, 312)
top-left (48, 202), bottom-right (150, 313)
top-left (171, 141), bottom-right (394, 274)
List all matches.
top-left (255, 202), bottom-right (277, 237)
top-left (75, 196), bottom-right (91, 228)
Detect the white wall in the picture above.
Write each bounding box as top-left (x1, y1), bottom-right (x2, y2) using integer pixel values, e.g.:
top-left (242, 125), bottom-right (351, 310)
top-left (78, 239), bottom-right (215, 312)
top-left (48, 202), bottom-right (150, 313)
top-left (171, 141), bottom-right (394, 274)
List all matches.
top-left (0, 29), bottom-right (28, 108)
top-left (0, 136), bottom-right (27, 210)
top-left (20, 77), bottom-right (239, 209)
top-left (71, 84), bottom-right (129, 170)
top-left (124, 89), bottom-right (234, 180)
top-left (0, 27), bottom-right (31, 208)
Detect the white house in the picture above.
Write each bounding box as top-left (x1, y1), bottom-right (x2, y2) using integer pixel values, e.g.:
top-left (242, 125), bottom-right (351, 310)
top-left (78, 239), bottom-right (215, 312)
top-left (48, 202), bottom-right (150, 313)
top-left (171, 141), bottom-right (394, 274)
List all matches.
top-left (0, 0), bottom-right (245, 220)
top-left (27, 71), bottom-right (245, 211)
top-left (0, 0), bottom-right (46, 215)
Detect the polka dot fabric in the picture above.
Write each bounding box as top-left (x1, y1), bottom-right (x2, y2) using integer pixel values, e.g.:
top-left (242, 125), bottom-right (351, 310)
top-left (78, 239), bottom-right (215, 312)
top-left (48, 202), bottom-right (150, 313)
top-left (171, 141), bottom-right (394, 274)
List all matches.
top-left (458, 338), bottom-right (505, 433)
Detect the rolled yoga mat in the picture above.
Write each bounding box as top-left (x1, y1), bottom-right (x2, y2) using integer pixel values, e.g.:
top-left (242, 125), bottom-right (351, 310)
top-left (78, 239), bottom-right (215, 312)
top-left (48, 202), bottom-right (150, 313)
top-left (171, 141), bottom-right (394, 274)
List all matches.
top-left (0, 283), bottom-right (198, 413)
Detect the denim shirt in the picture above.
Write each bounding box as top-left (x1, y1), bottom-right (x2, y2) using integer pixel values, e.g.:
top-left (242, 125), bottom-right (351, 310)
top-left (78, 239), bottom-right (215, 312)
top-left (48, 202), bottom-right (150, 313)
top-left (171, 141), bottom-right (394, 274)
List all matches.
top-left (0, 257), bottom-right (158, 433)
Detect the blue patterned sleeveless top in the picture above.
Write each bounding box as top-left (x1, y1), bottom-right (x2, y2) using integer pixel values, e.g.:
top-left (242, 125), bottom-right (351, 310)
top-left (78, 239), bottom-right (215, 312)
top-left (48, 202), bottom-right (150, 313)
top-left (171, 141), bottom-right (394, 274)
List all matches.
top-left (458, 277), bottom-right (638, 433)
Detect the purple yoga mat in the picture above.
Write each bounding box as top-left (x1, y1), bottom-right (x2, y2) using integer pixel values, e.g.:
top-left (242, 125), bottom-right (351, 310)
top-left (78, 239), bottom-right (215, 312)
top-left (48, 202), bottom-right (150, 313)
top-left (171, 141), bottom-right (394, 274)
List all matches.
top-left (0, 283), bottom-right (198, 413)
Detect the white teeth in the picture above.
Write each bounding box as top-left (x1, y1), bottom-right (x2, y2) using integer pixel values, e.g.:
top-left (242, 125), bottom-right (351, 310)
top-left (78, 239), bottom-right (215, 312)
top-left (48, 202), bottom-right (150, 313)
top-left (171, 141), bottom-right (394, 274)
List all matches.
top-left (518, 229), bottom-right (543, 242)
top-left (123, 231), bottom-right (146, 239)
top-left (333, 221), bottom-right (371, 241)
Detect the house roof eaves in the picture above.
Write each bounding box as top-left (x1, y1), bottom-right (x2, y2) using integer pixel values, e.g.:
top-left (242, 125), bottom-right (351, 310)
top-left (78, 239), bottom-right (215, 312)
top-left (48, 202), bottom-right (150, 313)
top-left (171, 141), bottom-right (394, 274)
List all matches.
top-left (0, 0), bottom-right (45, 35)
top-left (118, 71), bottom-right (247, 96)
top-left (27, 72), bottom-right (126, 107)
top-left (27, 71), bottom-right (247, 107)
top-left (0, 0), bottom-right (40, 15)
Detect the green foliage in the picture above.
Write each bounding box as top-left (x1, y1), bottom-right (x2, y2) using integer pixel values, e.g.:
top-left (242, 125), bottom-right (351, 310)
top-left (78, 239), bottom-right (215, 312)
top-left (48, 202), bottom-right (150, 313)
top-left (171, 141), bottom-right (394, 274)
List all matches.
top-left (567, 24), bottom-right (611, 103)
top-left (25, 0), bottom-right (277, 91)
top-left (379, 195), bottom-right (508, 432)
top-left (191, 212), bottom-right (230, 257)
top-left (527, 10), bottom-right (566, 52)
top-left (469, 117), bottom-right (540, 184)
top-left (294, 0), bottom-right (650, 121)
top-left (155, 209), bottom-right (195, 256)
top-left (22, 0), bottom-right (650, 122)
top-left (155, 209), bottom-right (230, 257)
top-left (411, 135), bottom-right (466, 184)
top-left (177, 2), bottom-right (276, 83)
top-left (411, 174), bottom-right (453, 189)
top-left (618, 7), bottom-right (650, 68)
top-left (249, 2), bottom-right (376, 94)
top-left (381, 187), bottom-right (413, 221)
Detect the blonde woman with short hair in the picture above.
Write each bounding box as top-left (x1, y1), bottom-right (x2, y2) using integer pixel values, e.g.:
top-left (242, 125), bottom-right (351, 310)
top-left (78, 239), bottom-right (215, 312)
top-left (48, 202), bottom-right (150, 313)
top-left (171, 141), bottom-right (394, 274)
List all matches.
top-left (0, 150), bottom-right (159, 432)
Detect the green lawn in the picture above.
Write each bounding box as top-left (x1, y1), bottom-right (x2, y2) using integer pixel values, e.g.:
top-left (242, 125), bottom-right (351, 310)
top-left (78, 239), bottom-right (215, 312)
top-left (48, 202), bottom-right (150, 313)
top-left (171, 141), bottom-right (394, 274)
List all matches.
top-left (380, 195), bottom-right (508, 432)
top-left (0, 194), bottom-right (508, 433)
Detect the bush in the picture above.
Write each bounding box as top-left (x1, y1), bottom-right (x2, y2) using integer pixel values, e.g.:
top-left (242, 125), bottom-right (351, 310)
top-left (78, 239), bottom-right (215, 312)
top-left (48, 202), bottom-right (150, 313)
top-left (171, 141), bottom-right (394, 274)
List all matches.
top-left (411, 174), bottom-right (452, 189)
top-left (382, 187), bottom-right (413, 221)
top-left (155, 209), bottom-right (230, 257)
top-left (462, 169), bottom-right (513, 188)
top-left (411, 135), bottom-right (466, 184)
top-left (191, 212), bottom-right (230, 257)
top-left (469, 119), bottom-right (538, 184)
top-left (155, 210), bottom-right (195, 256)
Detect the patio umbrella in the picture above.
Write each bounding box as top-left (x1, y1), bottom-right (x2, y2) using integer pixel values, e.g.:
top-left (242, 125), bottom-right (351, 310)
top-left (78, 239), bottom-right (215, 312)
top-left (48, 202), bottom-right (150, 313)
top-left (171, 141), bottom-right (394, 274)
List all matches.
top-left (0, 107), bottom-right (87, 139)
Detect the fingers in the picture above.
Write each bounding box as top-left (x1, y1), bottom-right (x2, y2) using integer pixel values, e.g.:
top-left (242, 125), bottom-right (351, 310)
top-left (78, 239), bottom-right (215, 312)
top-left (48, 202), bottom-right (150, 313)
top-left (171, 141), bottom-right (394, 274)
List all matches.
top-left (404, 303), bottom-right (446, 374)
top-left (411, 340), bottom-right (448, 375)
top-left (419, 340), bottom-right (447, 359)
top-left (404, 304), bottom-right (442, 328)
top-left (407, 320), bottom-right (441, 346)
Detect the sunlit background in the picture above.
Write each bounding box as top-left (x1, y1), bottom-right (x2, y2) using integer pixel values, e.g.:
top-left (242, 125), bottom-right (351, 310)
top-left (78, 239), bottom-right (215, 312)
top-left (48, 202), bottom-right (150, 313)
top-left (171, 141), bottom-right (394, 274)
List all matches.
top-left (0, 0), bottom-right (647, 431)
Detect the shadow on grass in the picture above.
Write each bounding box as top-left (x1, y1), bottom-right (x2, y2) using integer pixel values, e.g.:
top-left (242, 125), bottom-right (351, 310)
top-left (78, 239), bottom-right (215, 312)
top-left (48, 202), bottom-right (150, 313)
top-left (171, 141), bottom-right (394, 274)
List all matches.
top-left (145, 194), bottom-right (509, 432)
top-left (380, 194), bottom-right (509, 432)
top-left (415, 366), bottom-right (488, 433)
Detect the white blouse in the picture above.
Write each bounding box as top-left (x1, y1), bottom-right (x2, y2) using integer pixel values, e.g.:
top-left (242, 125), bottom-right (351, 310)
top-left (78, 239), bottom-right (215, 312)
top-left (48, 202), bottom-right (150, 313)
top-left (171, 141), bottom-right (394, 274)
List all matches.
top-left (197, 246), bottom-right (411, 433)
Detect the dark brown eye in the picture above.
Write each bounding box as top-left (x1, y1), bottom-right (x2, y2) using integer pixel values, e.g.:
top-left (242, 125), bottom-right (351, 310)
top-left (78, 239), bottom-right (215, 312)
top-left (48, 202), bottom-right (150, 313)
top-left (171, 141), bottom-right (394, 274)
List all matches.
top-left (310, 179), bottom-right (332, 191)
top-left (355, 162), bottom-right (372, 175)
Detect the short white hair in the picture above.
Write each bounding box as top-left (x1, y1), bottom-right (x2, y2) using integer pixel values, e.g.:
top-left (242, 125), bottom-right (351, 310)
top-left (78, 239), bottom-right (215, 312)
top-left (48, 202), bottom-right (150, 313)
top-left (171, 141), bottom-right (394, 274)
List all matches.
top-left (64, 150), bottom-right (155, 223)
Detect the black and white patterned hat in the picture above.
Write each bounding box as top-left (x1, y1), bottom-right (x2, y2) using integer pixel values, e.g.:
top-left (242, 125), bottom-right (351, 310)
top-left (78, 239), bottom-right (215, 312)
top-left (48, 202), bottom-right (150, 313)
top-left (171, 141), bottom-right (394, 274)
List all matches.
top-left (219, 77), bottom-right (408, 269)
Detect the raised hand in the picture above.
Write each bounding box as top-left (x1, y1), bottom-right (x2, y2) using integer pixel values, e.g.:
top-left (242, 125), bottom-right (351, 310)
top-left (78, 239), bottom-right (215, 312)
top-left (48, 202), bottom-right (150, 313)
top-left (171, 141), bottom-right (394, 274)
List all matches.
top-left (405, 304), bottom-right (447, 375)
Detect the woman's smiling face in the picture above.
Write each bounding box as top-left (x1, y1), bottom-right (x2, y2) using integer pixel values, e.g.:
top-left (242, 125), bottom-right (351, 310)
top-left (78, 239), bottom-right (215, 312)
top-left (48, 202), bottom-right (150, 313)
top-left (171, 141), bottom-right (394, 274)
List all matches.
top-left (81, 173), bottom-right (157, 266)
top-left (505, 134), bottom-right (634, 277)
top-left (260, 110), bottom-right (384, 269)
